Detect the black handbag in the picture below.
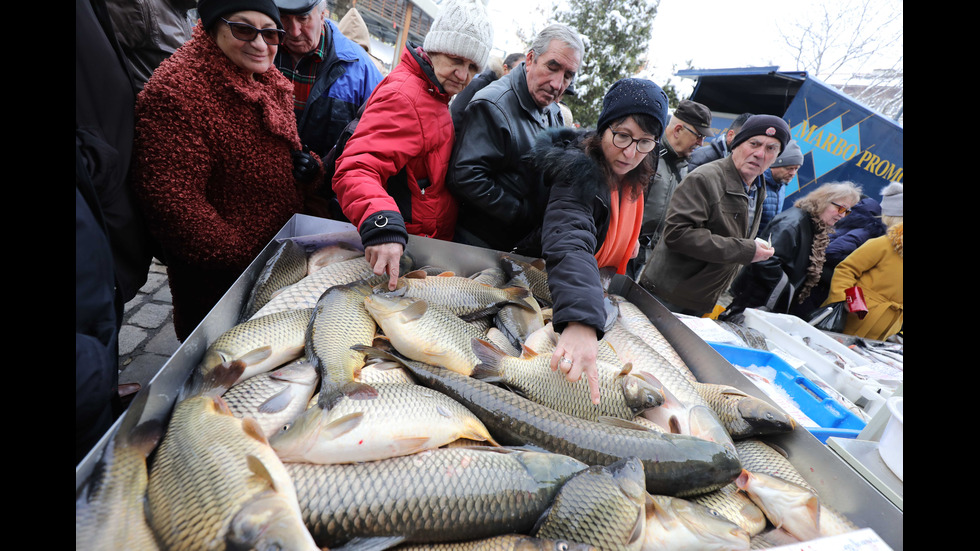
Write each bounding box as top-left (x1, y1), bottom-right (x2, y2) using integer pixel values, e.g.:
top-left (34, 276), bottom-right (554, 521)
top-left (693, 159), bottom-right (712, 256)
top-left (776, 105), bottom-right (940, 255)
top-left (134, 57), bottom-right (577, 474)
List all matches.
top-left (808, 301), bottom-right (847, 332)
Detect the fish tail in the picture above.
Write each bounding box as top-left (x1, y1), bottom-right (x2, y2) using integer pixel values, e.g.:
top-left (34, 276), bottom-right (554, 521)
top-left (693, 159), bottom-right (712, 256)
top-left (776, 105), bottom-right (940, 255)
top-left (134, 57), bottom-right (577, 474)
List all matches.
top-left (470, 338), bottom-right (507, 381)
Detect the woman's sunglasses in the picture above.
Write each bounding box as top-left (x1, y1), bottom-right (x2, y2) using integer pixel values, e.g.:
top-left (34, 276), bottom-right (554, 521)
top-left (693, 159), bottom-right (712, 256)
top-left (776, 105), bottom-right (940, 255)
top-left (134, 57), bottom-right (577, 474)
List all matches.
top-left (830, 201), bottom-right (852, 215)
top-left (222, 18), bottom-right (285, 46)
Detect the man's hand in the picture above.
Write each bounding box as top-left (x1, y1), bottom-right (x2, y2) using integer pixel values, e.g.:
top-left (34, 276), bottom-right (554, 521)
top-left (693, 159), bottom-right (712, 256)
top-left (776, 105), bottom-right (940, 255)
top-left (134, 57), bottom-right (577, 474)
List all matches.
top-left (365, 242), bottom-right (404, 290)
top-left (550, 322), bottom-right (601, 405)
top-left (751, 239), bottom-right (775, 262)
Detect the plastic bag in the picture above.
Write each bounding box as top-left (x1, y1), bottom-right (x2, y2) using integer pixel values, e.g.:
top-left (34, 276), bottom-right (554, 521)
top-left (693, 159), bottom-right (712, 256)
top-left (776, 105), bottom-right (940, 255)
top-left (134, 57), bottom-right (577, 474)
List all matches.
top-left (808, 301), bottom-right (847, 332)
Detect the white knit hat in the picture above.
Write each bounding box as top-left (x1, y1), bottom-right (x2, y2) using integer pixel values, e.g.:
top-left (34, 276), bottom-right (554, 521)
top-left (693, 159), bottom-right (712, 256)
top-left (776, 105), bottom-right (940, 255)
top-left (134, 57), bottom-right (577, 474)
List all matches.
top-left (880, 182), bottom-right (903, 216)
top-left (422, 0), bottom-right (494, 72)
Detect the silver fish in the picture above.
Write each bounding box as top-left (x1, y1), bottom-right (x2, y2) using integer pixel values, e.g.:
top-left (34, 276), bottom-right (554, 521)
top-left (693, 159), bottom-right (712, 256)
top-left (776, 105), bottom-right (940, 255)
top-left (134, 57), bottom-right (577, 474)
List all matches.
top-left (735, 470), bottom-right (858, 541)
top-left (306, 242), bottom-right (363, 275)
top-left (241, 238), bottom-right (309, 322)
top-left (251, 255), bottom-right (407, 319)
top-left (689, 482), bottom-right (767, 537)
top-left (609, 294), bottom-right (697, 383)
top-left (498, 254), bottom-right (552, 306)
top-left (76, 390), bottom-right (164, 550)
top-left (146, 363), bottom-right (317, 551)
top-left (604, 323), bottom-right (734, 450)
top-left (305, 281), bottom-right (377, 406)
top-left (221, 359), bottom-right (319, 439)
top-left (270, 382), bottom-right (498, 464)
top-left (693, 382), bottom-right (796, 438)
top-left (534, 457), bottom-right (647, 551)
top-left (364, 294), bottom-right (486, 375)
top-left (193, 308), bottom-right (311, 393)
top-left (643, 494), bottom-right (751, 551)
top-left (358, 345), bottom-right (743, 497)
top-left (381, 270), bottom-right (536, 321)
top-left (286, 447), bottom-right (588, 548)
top-left (397, 534), bottom-right (597, 551)
top-left (471, 338), bottom-right (664, 421)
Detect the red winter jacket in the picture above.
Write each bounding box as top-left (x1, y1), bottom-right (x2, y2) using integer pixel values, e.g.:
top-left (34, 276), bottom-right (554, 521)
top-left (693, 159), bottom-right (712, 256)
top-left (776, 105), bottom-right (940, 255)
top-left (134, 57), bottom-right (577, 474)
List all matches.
top-left (132, 24), bottom-right (308, 338)
top-left (333, 45), bottom-right (457, 244)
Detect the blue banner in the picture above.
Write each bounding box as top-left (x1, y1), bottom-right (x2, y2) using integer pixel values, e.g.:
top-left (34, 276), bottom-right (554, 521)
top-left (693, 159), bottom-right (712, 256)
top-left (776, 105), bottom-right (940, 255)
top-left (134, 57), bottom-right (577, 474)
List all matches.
top-left (781, 79), bottom-right (903, 209)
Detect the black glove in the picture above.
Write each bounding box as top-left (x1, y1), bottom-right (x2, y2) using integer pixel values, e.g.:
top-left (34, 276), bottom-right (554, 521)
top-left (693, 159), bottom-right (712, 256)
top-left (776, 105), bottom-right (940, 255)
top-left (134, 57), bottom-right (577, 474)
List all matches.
top-left (291, 147), bottom-right (319, 185)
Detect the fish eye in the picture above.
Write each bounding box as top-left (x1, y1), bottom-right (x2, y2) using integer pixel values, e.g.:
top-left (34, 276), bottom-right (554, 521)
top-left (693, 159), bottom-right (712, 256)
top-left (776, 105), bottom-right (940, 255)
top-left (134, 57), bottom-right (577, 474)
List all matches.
top-left (557, 543), bottom-right (569, 551)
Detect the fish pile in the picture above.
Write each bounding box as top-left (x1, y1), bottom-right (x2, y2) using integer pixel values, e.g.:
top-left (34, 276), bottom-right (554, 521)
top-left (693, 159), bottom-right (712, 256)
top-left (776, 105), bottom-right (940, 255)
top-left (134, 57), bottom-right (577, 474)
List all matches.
top-left (76, 235), bottom-right (861, 550)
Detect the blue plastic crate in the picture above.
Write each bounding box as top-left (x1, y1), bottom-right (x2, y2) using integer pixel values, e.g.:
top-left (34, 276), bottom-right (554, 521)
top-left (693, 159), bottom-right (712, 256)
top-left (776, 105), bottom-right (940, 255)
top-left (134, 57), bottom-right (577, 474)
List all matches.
top-left (708, 342), bottom-right (867, 443)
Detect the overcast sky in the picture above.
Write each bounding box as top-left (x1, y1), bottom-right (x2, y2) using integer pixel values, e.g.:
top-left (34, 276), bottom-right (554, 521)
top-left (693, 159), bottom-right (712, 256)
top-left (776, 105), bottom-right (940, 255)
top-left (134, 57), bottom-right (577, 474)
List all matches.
top-left (484, 0), bottom-right (903, 96)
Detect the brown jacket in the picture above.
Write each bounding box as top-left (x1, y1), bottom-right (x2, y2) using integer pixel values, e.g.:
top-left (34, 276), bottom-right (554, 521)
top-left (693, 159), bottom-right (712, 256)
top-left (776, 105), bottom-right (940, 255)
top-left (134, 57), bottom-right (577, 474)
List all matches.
top-left (640, 156), bottom-right (765, 313)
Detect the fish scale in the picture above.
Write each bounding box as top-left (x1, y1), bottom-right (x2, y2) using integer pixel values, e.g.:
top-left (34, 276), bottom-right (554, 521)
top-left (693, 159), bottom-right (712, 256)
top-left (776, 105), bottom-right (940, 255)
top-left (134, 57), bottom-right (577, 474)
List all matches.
top-left (359, 346), bottom-right (742, 497)
top-left (195, 308), bottom-right (312, 391)
top-left (396, 534), bottom-right (597, 550)
top-left (75, 391), bottom-right (164, 550)
top-left (269, 381), bottom-right (498, 464)
top-left (381, 272), bottom-right (534, 320)
top-left (365, 294), bottom-right (486, 375)
top-left (609, 294), bottom-right (697, 383)
top-left (146, 390), bottom-right (316, 550)
top-left (305, 281), bottom-right (377, 404)
top-left (286, 448), bottom-right (587, 548)
top-left (240, 239), bottom-right (309, 322)
top-left (249, 256), bottom-right (385, 319)
top-left (221, 359), bottom-right (319, 439)
top-left (470, 338), bottom-right (663, 422)
top-left (534, 458), bottom-right (647, 551)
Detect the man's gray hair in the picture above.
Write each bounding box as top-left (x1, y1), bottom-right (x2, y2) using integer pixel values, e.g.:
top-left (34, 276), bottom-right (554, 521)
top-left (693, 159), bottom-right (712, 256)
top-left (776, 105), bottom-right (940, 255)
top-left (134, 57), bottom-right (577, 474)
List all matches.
top-left (529, 23), bottom-right (584, 59)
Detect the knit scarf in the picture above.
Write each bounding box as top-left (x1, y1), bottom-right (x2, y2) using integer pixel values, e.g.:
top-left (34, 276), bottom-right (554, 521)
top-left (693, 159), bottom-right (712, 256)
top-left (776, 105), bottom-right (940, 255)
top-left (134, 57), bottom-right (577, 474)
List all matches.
top-left (594, 188), bottom-right (643, 275)
top-left (797, 214), bottom-right (831, 303)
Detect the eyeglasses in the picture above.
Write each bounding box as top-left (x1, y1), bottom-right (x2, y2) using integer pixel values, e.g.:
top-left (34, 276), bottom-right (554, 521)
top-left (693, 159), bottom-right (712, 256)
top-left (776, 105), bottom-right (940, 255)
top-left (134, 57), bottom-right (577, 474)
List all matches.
top-left (681, 125), bottom-right (706, 142)
top-left (221, 18), bottom-right (285, 45)
top-left (830, 202), bottom-right (852, 215)
top-left (610, 131), bottom-right (657, 154)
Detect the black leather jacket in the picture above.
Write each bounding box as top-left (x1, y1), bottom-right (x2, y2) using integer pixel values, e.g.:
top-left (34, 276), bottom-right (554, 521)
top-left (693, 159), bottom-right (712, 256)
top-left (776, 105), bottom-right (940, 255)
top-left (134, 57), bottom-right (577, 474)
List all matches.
top-left (448, 62), bottom-right (563, 251)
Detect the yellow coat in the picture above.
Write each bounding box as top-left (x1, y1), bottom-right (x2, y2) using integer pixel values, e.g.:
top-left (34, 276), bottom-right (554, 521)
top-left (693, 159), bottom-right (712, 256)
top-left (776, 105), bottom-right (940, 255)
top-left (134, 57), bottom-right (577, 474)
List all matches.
top-left (823, 223), bottom-right (903, 340)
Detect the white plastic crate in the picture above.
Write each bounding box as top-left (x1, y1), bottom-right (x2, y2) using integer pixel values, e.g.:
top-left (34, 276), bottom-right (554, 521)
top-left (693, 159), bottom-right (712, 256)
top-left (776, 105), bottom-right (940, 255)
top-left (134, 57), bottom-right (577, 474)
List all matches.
top-left (741, 309), bottom-right (899, 416)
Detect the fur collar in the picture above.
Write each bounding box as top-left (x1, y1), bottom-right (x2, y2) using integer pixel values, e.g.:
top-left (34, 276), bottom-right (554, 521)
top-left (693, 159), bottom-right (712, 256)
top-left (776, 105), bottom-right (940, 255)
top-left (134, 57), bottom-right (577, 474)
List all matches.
top-left (888, 222), bottom-right (903, 258)
top-left (527, 127), bottom-right (604, 202)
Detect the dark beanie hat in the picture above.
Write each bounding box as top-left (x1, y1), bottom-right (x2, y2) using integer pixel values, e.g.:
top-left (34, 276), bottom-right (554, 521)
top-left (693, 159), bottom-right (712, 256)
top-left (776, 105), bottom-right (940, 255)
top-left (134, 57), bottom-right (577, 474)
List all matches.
top-left (198, 0), bottom-right (283, 31)
top-left (596, 78), bottom-right (669, 137)
top-left (729, 114), bottom-right (791, 155)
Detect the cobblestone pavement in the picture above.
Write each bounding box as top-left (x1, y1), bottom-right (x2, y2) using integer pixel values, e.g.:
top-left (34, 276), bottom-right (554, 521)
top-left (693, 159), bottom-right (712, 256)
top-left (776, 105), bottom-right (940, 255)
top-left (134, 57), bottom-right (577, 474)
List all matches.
top-left (118, 258), bottom-right (180, 392)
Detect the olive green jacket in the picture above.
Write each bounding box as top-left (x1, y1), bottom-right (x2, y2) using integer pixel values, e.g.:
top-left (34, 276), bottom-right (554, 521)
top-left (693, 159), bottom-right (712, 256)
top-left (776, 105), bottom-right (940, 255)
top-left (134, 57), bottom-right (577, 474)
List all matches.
top-left (639, 156), bottom-right (765, 313)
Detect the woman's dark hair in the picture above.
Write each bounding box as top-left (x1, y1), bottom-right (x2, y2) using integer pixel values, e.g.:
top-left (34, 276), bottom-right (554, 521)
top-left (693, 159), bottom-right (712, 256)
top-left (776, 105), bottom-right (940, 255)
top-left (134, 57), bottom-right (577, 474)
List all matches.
top-left (583, 113), bottom-right (662, 201)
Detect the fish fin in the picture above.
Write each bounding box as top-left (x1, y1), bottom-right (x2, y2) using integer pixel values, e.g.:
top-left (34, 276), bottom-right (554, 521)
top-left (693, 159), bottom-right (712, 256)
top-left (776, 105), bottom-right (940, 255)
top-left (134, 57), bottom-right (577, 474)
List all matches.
top-left (519, 344), bottom-right (541, 359)
top-left (323, 411), bottom-right (365, 439)
top-left (391, 436), bottom-right (434, 455)
top-left (504, 286), bottom-right (533, 305)
top-left (244, 455), bottom-right (288, 494)
top-left (257, 388), bottom-right (294, 414)
top-left (460, 418), bottom-right (502, 446)
top-left (241, 416), bottom-right (271, 445)
top-left (628, 501), bottom-right (646, 546)
top-left (619, 362), bottom-right (633, 376)
top-left (403, 269), bottom-right (428, 279)
top-left (399, 299), bottom-right (428, 321)
top-left (530, 258), bottom-right (547, 271)
top-left (596, 416), bottom-right (661, 433)
top-left (470, 338), bottom-right (506, 375)
top-left (237, 346), bottom-right (274, 367)
top-left (331, 536), bottom-right (407, 551)
top-left (343, 381), bottom-right (380, 400)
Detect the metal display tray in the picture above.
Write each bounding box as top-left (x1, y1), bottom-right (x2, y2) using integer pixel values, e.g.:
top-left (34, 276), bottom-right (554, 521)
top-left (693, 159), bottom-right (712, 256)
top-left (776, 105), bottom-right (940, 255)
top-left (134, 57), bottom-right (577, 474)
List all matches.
top-left (76, 214), bottom-right (903, 550)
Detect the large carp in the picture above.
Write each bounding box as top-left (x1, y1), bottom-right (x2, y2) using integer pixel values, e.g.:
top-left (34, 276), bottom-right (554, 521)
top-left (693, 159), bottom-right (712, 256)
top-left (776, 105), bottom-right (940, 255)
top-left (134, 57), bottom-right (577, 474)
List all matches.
top-left (533, 457), bottom-right (648, 551)
top-left (286, 447), bottom-right (587, 548)
top-left (146, 364), bottom-right (317, 550)
top-left (355, 346), bottom-right (742, 497)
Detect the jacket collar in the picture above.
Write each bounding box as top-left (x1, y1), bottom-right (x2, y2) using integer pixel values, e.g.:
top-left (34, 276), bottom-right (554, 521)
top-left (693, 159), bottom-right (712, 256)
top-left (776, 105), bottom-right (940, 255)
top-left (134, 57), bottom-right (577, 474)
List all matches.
top-left (400, 43), bottom-right (452, 102)
top-left (510, 62), bottom-right (555, 122)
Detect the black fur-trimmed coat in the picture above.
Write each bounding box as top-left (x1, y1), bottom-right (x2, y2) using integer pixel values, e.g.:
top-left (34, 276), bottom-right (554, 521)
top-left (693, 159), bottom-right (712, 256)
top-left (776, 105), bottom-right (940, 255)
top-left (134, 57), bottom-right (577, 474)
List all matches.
top-left (517, 127), bottom-right (614, 337)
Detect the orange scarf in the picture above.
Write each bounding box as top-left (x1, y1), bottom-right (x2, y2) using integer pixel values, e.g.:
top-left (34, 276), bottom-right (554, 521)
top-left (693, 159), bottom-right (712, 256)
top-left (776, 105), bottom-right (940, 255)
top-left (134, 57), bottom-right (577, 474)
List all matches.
top-left (594, 188), bottom-right (643, 274)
